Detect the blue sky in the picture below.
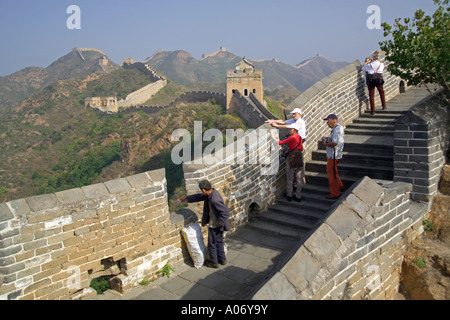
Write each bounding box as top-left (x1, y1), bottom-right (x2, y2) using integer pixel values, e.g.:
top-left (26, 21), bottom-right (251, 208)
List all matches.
top-left (0, 0), bottom-right (440, 76)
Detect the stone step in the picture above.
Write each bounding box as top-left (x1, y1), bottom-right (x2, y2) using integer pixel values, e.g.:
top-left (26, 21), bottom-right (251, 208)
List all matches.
top-left (317, 139), bottom-right (393, 155)
top-left (346, 123), bottom-right (395, 130)
top-left (344, 128), bottom-right (394, 136)
top-left (362, 109), bottom-right (406, 115)
top-left (248, 220), bottom-right (306, 241)
top-left (300, 183), bottom-right (333, 196)
top-left (359, 113), bottom-right (400, 120)
top-left (259, 211), bottom-right (318, 231)
top-left (352, 118), bottom-right (397, 125)
top-left (306, 160), bottom-right (393, 180)
top-left (290, 190), bottom-right (339, 205)
top-left (305, 171), bottom-right (359, 188)
top-left (271, 202), bottom-right (329, 219)
top-left (312, 149), bottom-right (393, 167)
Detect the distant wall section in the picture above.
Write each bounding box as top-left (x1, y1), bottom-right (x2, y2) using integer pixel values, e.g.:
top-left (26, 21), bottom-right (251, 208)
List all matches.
top-left (118, 61), bottom-right (168, 108)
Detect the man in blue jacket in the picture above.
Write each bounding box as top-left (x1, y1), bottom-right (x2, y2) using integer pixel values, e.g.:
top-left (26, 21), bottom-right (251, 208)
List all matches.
top-left (180, 180), bottom-right (230, 268)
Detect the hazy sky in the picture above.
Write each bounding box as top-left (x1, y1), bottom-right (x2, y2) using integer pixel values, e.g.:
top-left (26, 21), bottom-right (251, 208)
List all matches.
top-left (0, 0), bottom-right (440, 76)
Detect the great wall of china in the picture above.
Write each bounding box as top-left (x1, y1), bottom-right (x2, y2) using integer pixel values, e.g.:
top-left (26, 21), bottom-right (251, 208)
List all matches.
top-left (0, 53), bottom-right (448, 300)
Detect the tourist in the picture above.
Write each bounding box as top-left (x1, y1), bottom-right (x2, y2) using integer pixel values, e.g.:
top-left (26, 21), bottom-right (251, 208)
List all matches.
top-left (265, 108), bottom-right (306, 142)
top-left (321, 114), bottom-right (345, 199)
top-left (178, 180), bottom-right (230, 268)
top-left (266, 108), bottom-right (307, 182)
top-left (271, 123), bottom-right (304, 202)
top-left (362, 51), bottom-right (386, 114)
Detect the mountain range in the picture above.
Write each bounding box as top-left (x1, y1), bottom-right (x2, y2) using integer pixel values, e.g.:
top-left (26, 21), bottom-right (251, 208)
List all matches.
top-left (143, 49), bottom-right (349, 91)
top-left (0, 47), bottom-right (349, 203)
top-left (0, 50), bottom-right (119, 114)
top-left (0, 48), bottom-right (349, 114)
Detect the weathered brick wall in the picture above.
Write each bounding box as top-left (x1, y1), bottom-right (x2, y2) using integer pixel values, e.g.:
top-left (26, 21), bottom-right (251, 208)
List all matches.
top-left (118, 91), bottom-right (226, 115)
top-left (286, 59), bottom-right (403, 163)
top-left (0, 169), bottom-right (196, 300)
top-left (252, 177), bottom-right (428, 300)
top-left (394, 94), bottom-right (450, 202)
top-left (232, 91), bottom-right (272, 129)
top-left (170, 91), bottom-right (226, 108)
top-left (119, 61), bottom-right (167, 108)
top-left (118, 80), bottom-right (167, 108)
top-left (183, 123), bottom-right (285, 233)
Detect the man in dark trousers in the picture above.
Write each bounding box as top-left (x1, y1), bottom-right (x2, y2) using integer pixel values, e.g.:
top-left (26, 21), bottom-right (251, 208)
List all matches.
top-left (180, 180), bottom-right (230, 268)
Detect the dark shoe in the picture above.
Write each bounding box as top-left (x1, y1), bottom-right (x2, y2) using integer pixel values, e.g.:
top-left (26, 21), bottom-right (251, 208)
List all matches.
top-left (204, 261), bottom-right (219, 268)
top-left (370, 111), bottom-right (375, 115)
top-left (325, 194), bottom-right (340, 199)
top-left (293, 195), bottom-right (302, 202)
top-left (287, 196), bottom-right (293, 202)
top-left (218, 259), bottom-right (227, 266)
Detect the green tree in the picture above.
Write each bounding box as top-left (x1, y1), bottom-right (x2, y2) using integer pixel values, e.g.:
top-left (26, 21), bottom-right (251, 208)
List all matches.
top-left (379, 0), bottom-right (449, 100)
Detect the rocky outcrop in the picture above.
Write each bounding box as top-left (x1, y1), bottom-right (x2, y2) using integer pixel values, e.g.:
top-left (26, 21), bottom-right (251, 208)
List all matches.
top-left (400, 164), bottom-right (450, 300)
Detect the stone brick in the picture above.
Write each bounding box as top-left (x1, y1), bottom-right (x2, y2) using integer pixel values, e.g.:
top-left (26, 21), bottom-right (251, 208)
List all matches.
top-left (252, 272), bottom-right (297, 300)
top-left (126, 172), bottom-right (151, 188)
top-left (34, 281), bottom-right (63, 299)
top-left (304, 224), bottom-right (341, 264)
top-left (6, 199), bottom-right (30, 218)
top-left (26, 194), bottom-right (58, 212)
top-left (281, 246), bottom-right (322, 292)
top-left (81, 183), bottom-right (109, 199)
top-left (351, 177), bottom-right (384, 207)
top-left (23, 278), bottom-right (51, 295)
top-left (104, 178), bottom-right (131, 194)
top-left (326, 204), bottom-right (362, 240)
top-left (55, 188), bottom-right (86, 205)
top-left (47, 232), bottom-right (74, 245)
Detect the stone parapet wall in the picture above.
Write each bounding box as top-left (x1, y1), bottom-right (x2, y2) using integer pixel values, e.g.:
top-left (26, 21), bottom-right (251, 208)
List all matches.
top-left (118, 80), bottom-right (167, 108)
top-left (122, 61), bottom-right (166, 83)
top-left (117, 91), bottom-right (226, 115)
top-left (73, 47), bottom-right (106, 56)
top-left (170, 91), bottom-right (226, 108)
top-left (118, 61), bottom-right (168, 108)
top-left (0, 169), bottom-right (197, 300)
top-left (252, 177), bottom-right (428, 300)
top-left (393, 93), bottom-right (450, 202)
top-left (183, 123), bottom-right (285, 233)
top-left (285, 59), bottom-right (404, 163)
top-left (232, 91), bottom-right (272, 129)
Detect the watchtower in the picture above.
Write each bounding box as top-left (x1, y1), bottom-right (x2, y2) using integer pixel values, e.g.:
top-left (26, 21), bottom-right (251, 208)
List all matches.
top-left (226, 58), bottom-right (264, 112)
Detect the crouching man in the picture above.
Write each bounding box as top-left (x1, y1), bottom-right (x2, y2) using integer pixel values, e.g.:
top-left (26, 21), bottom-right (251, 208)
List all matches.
top-left (179, 180), bottom-right (230, 268)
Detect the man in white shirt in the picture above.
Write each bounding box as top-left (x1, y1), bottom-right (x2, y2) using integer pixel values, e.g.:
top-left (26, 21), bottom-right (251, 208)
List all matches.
top-left (266, 108), bottom-right (307, 184)
top-left (321, 114), bottom-right (345, 199)
top-left (361, 51), bottom-right (386, 115)
top-left (265, 108), bottom-right (306, 142)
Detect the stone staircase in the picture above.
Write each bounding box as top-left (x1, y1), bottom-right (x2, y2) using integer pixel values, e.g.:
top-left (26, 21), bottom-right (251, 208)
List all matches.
top-left (248, 86), bottom-right (431, 242)
top-left (130, 86), bottom-right (433, 301)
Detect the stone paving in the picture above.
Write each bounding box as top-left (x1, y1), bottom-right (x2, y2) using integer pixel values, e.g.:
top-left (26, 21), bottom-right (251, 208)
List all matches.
top-left (100, 225), bottom-right (298, 300)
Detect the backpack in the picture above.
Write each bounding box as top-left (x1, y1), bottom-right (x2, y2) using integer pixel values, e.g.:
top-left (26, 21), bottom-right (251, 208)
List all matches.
top-left (366, 63), bottom-right (385, 86)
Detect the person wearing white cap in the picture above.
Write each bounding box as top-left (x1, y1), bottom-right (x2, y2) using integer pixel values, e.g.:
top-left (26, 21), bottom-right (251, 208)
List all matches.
top-left (266, 108), bottom-right (307, 185)
top-left (270, 123), bottom-right (304, 202)
top-left (265, 108), bottom-right (306, 141)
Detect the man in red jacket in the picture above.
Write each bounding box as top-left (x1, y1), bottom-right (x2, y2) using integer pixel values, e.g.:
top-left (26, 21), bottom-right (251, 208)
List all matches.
top-left (271, 123), bottom-right (304, 202)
